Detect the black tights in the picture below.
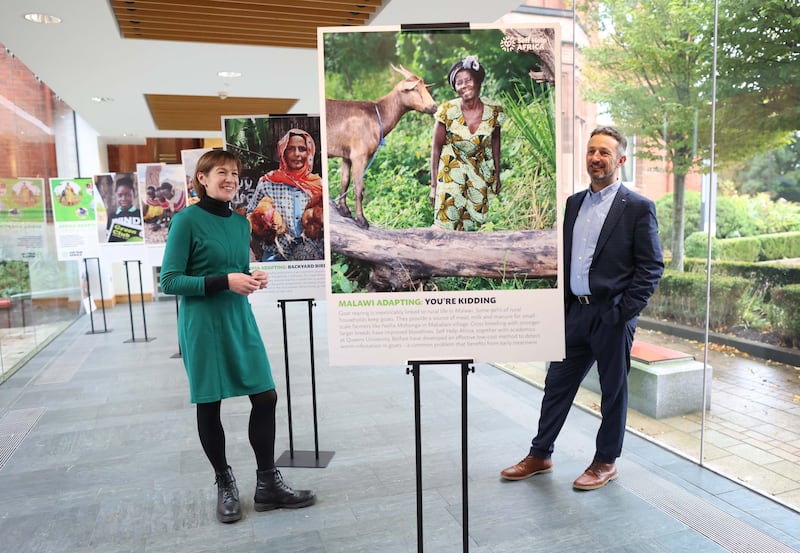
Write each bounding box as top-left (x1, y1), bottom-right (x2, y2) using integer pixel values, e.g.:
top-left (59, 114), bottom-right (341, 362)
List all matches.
top-left (196, 388), bottom-right (278, 474)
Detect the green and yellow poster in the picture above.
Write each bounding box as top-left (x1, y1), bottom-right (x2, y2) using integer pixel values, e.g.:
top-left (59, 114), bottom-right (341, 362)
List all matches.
top-left (49, 177), bottom-right (100, 260)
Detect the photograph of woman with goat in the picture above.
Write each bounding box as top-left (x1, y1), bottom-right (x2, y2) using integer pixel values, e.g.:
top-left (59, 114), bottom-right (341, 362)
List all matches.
top-left (322, 26), bottom-right (559, 294)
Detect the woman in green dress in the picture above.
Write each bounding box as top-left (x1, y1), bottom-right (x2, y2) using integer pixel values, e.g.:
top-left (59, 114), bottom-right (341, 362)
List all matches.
top-left (430, 55), bottom-right (505, 231)
top-left (160, 150), bottom-right (315, 523)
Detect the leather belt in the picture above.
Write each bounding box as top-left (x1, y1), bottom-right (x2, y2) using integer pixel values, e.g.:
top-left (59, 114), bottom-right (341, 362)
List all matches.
top-left (574, 295), bottom-right (592, 305)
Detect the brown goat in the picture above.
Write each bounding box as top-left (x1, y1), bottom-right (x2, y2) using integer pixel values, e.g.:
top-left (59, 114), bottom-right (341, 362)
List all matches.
top-left (326, 64), bottom-right (437, 229)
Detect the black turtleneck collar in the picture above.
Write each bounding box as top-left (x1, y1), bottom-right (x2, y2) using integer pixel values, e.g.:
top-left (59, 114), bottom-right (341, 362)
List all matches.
top-left (198, 195), bottom-right (232, 217)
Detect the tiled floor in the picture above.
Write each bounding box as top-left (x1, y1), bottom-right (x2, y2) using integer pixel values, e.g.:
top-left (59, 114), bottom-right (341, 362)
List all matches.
top-left (1, 297), bottom-right (799, 552)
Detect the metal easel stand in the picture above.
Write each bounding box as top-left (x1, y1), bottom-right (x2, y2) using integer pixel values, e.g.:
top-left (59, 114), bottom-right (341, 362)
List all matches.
top-left (406, 359), bottom-right (475, 553)
top-left (170, 294), bottom-right (181, 358)
top-left (122, 260), bottom-right (155, 343)
top-left (275, 298), bottom-right (334, 469)
top-left (83, 257), bottom-right (111, 334)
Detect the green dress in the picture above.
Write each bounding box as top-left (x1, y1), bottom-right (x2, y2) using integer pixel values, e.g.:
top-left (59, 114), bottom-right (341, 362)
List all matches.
top-left (160, 201), bottom-right (274, 403)
top-left (433, 97), bottom-right (505, 231)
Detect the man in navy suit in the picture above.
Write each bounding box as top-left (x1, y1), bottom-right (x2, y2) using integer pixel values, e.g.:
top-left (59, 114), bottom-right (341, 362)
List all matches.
top-left (501, 126), bottom-right (664, 490)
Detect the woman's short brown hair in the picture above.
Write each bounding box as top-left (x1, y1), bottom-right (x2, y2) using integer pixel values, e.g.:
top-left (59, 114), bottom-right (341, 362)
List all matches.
top-left (192, 149), bottom-right (242, 200)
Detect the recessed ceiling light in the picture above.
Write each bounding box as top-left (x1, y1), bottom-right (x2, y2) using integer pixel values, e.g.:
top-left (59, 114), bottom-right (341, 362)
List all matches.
top-left (24, 13), bottom-right (62, 24)
top-left (217, 71), bottom-right (242, 78)
top-left (91, 96), bottom-right (114, 102)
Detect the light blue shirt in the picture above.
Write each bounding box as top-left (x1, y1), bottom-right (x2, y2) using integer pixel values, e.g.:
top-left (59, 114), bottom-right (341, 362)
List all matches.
top-left (570, 181), bottom-right (621, 296)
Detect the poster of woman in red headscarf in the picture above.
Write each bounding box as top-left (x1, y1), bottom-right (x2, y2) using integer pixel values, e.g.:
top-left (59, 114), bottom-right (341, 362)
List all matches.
top-left (222, 114), bottom-right (326, 301)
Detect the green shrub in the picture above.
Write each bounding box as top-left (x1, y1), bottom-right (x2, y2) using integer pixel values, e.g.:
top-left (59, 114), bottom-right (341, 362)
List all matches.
top-left (683, 232), bottom-right (800, 262)
top-left (771, 284), bottom-right (800, 347)
top-left (0, 260), bottom-right (30, 297)
top-left (757, 231), bottom-right (800, 260)
top-left (684, 232), bottom-right (721, 259)
top-left (684, 258), bottom-right (800, 300)
top-left (655, 191), bottom-right (702, 246)
top-left (644, 270), bottom-right (750, 330)
top-left (715, 195), bottom-right (760, 238)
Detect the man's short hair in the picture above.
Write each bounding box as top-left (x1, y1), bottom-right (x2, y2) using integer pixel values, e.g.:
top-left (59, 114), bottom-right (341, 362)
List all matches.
top-left (591, 126), bottom-right (627, 154)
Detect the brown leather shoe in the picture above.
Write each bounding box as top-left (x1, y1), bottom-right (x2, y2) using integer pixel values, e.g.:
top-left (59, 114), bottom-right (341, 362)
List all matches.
top-left (572, 461), bottom-right (618, 490)
top-left (500, 455), bottom-right (553, 481)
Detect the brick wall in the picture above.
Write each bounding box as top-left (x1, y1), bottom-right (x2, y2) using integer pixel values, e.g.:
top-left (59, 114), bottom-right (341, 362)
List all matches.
top-left (0, 45), bottom-right (61, 179)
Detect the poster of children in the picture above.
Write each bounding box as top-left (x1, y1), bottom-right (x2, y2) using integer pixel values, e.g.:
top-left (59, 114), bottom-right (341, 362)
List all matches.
top-left (94, 173), bottom-right (143, 243)
top-left (137, 163), bottom-right (188, 244)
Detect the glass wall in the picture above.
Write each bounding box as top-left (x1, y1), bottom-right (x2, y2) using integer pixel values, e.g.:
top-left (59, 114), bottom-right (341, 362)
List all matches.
top-left (559, 0), bottom-right (800, 512)
top-left (0, 45), bottom-right (83, 383)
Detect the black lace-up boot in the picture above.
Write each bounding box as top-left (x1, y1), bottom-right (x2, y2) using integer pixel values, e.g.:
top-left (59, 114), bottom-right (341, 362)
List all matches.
top-left (214, 466), bottom-right (241, 523)
top-left (254, 468), bottom-right (316, 511)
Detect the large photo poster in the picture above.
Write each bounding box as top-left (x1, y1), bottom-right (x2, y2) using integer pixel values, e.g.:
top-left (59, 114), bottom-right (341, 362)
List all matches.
top-left (320, 24), bottom-right (564, 365)
top-left (223, 114), bottom-right (326, 300)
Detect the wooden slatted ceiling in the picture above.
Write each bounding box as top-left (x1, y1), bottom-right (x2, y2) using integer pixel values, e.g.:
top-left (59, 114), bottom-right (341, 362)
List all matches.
top-left (117, 1), bottom-right (385, 130)
top-left (145, 94), bottom-right (298, 131)
top-left (111, 0), bottom-right (385, 47)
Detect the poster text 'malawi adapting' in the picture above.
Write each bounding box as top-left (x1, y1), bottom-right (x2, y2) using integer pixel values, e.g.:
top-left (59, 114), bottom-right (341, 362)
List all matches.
top-left (338, 297), bottom-right (498, 308)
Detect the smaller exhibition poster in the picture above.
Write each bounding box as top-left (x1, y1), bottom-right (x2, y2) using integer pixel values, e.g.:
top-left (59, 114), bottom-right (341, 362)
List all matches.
top-left (180, 147), bottom-right (211, 207)
top-left (49, 177), bottom-right (100, 260)
top-left (0, 177), bottom-right (47, 261)
top-left (137, 162), bottom-right (188, 265)
top-left (94, 172), bottom-right (145, 262)
top-left (222, 114), bottom-right (326, 301)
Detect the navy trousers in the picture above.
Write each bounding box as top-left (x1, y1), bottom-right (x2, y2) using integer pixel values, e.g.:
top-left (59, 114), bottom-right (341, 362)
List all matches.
top-left (530, 299), bottom-right (636, 463)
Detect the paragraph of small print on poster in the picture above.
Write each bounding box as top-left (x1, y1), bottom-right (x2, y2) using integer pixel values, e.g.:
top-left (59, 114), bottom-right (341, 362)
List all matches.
top-left (320, 23), bottom-right (565, 365)
top-left (222, 114), bottom-right (326, 300)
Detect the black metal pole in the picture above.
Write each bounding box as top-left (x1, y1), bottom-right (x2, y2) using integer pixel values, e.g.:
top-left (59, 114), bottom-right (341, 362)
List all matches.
top-left (136, 260), bottom-right (149, 341)
top-left (84, 258), bottom-right (95, 333)
top-left (279, 300), bottom-right (295, 456)
top-left (124, 261), bottom-right (136, 341)
top-left (175, 295), bottom-right (181, 356)
top-left (461, 362), bottom-right (474, 553)
top-left (408, 362), bottom-right (424, 553)
top-left (95, 258), bottom-right (108, 332)
top-left (307, 299), bottom-right (321, 458)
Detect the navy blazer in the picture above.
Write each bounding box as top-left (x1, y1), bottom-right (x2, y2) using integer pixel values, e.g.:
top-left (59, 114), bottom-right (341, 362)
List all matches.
top-left (563, 184), bottom-right (664, 322)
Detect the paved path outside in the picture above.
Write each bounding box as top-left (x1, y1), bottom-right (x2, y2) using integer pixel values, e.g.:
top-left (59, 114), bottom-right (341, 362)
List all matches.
top-left (496, 326), bottom-right (800, 512)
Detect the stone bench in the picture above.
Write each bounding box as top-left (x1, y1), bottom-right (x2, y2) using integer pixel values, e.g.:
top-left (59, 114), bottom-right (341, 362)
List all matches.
top-left (581, 340), bottom-right (712, 419)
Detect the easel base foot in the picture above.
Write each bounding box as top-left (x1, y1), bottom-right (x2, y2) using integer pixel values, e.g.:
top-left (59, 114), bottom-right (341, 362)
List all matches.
top-left (276, 450), bottom-right (334, 468)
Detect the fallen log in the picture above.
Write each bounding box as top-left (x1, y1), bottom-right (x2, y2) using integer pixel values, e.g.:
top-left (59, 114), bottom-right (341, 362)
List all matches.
top-left (328, 201), bottom-right (558, 291)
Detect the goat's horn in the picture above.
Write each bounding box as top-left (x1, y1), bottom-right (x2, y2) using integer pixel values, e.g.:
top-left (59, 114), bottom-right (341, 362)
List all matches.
top-left (391, 63), bottom-right (412, 78)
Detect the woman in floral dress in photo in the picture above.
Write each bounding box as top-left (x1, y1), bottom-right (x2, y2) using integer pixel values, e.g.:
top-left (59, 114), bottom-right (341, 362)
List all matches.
top-left (430, 55), bottom-right (505, 231)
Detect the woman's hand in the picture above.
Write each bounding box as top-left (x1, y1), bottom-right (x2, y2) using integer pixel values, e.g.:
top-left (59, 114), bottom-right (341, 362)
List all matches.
top-left (429, 185), bottom-right (437, 207)
top-left (228, 272), bottom-right (264, 295)
top-left (251, 270), bottom-right (269, 289)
